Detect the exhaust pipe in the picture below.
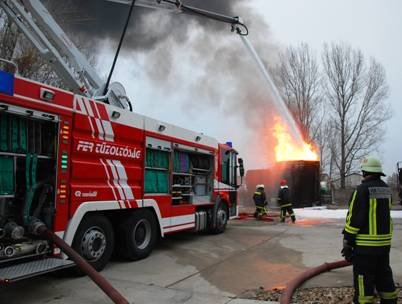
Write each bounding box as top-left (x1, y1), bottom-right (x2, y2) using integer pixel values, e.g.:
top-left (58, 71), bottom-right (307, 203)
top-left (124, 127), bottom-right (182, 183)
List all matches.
top-left (29, 220), bottom-right (129, 304)
top-left (280, 260), bottom-right (351, 304)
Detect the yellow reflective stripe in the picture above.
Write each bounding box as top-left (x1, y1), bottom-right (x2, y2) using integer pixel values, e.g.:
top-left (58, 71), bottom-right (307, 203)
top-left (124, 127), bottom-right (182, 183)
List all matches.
top-left (369, 198), bottom-right (373, 235)
top-left (356, 234), bottom-right (392, 240)
top-left (358, 275), bottom-right (365, 297)
top-left (281, 203), bottom-right (292, 207)
top-left (368, 198), bottom-right (378, 235)
top-left (346, 190), bottom-right (357, 225)
top-left (356, 240), bottom-right (391, 246)
top-left (356, 239), bottom-right (392, 244)
top-left (373, 199), bottom-right (377, 235)
top-left (356, 240), bottom-right (391, 245)
top-left (254, 192), bottom-right (261, 195)
top-left (358, 295), bottom-right (374, 303)
top-left (356, 238), bottom-right (392, 243)
top-left (379, 289), bottom-right (399, 299)
top-left (345, 224), bottom-right (359, 234)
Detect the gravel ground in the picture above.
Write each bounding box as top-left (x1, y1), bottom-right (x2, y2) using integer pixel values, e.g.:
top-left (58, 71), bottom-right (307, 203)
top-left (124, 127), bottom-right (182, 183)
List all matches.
top-left (247, 286), bottom-right (402, 303)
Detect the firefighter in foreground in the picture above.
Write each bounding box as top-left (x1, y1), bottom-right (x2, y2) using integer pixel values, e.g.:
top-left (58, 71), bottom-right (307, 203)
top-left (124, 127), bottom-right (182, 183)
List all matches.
top-left (398, 167), bottom-right (402, 205)
top-left (253, 184), bottom-right (268, 218)
top-left (278, 179), bottom-right (296, 223)
top-left (342, 156), bottom-right (399, 303)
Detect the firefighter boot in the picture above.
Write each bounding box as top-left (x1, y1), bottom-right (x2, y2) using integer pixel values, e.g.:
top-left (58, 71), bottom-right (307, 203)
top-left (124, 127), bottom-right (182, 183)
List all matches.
top-left (290, 212), bottom-right (296, 223)
top-left (379, 291), bottom-right (398, 304)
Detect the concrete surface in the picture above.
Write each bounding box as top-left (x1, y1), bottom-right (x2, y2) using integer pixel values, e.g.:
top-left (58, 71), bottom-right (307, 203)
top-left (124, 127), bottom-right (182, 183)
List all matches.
top-left (0, 214), bottom-right (401, 303)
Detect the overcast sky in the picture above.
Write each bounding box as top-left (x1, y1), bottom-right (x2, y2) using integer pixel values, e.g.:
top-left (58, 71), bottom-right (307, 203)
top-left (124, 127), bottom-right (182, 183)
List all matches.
top-left (97, 0), bottom-right (401, 176)
top-left (254, 0), bottom-right (402, 175)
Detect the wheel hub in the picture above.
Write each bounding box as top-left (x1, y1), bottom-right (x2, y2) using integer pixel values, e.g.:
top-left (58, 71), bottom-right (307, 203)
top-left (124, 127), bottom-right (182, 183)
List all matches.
top-left (216, 208), bottom-right (227, 229)
top-left (133, 219), bottom-right (151, 250)
top-left (81, 227), bottom-right (107, 261)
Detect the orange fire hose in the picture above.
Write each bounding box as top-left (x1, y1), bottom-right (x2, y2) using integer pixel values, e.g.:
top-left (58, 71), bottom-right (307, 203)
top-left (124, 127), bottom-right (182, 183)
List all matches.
top-left (38, 226), bottom-right (129, 304)
top-left (280, 260), bottom-right (351, 304)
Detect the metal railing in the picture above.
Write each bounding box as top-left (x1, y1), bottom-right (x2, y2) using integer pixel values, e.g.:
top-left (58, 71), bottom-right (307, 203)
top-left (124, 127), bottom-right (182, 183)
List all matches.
top-left (0, 58), bottom-right (18, 74)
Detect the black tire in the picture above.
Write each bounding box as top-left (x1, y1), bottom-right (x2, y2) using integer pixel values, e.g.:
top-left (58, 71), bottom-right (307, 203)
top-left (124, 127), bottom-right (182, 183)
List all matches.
top-left (209, 201), bottom-right (229, 234)
top-left (115, 209), bottom-right (157, 261)
top-left (71, 214), bottom-right (114, 272)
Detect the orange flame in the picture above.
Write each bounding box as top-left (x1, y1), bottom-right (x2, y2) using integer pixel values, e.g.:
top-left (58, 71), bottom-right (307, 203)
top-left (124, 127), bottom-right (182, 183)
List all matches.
top-left (273, 118), bottom-right (319, 162)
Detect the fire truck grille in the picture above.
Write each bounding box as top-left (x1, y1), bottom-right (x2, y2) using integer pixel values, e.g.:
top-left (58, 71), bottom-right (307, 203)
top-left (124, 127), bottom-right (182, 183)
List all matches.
top-left (0, 258), bottom-right (75, 283)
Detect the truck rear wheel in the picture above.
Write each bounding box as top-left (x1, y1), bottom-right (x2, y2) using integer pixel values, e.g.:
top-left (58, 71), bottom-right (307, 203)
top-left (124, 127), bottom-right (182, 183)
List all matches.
top-left (209, 201), bottom-right (229, 234)
top-left (115, 209), bottom-right (157, 261)
top-left (72, 214), bottom-right (114, 272)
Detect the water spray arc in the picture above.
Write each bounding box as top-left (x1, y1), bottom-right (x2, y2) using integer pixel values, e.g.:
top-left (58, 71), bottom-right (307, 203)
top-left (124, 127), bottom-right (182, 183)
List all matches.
top-left (121, 0), bottom-right (305, 145)
top-left (240, 35), bottom-right (304, 145)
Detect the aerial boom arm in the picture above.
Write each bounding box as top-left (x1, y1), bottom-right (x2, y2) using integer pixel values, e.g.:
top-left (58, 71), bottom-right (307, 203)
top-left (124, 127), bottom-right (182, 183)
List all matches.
top-left (1, 0), bottom-right (248, 112)
top-left (0, 0), bottom-right (102, 96)
top-left (108, 0), bottom-right (249, 35)
top-left (0, 0), bottom-right (130, 110)
top-left (164, 0), bottom-right (248, 35)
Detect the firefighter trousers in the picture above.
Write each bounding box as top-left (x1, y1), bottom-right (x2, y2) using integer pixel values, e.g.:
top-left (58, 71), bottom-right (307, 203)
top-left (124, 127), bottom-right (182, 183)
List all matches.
top-left (353, 253), bottom-right (399, 303)
top-left (254, 205), bottom-right (268, 217)
top-left (280, 205), bottom-right (295, 223)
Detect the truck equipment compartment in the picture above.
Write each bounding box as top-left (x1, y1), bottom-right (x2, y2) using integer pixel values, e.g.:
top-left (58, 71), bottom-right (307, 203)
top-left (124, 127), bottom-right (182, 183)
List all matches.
top-left (0, 106), bottom-right (67, 280)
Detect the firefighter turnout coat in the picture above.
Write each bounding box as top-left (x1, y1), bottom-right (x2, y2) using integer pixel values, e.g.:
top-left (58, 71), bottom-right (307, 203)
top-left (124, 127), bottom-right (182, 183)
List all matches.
top-left (253, 191), bottom-right (267, 207)
top-left (343, 176), bottom-right (393, 254)
top-left (278, 186), bottom-right (292, 208)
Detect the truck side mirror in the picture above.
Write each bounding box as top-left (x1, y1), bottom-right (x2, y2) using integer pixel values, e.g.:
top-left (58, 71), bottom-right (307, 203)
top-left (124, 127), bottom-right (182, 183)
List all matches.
top-left (238, 158), bottom-right (244, 177)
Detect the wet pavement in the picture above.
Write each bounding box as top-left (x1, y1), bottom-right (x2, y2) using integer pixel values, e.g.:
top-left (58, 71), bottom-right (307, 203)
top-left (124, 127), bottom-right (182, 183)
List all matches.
top-left (0, 210), bottom-right (401, 303)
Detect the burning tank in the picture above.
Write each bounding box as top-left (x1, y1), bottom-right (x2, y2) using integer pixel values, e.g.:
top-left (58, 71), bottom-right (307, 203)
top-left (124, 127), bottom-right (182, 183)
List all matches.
top-left (245, 160), bottom-right (320, 208)
top-left (243, 117), bottom-right (320, 208)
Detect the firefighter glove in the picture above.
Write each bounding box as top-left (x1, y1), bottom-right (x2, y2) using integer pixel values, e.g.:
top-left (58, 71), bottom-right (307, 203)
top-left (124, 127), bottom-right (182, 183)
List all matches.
top-left (341, 239), bottom-right (354, 262)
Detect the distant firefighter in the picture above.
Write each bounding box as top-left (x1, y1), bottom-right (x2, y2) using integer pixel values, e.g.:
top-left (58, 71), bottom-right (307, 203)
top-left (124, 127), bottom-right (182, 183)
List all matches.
top-left (253, 184), bottom-right (268, 219)
top-left (278, 179), bottom-right (296, 223)
top-left (399, 167), bottom-right (402, 205)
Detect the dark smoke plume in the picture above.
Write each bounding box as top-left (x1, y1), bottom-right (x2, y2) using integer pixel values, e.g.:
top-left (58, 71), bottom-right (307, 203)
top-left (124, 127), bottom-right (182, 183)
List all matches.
top-left (47, 0), bottom-right (280, 168)
top-left (48, 0), bottom-right (243, 51)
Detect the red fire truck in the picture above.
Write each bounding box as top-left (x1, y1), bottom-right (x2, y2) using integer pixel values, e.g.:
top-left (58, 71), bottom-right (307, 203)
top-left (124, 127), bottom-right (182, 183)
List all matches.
top-left (0, 0), bottom-right (246, 281)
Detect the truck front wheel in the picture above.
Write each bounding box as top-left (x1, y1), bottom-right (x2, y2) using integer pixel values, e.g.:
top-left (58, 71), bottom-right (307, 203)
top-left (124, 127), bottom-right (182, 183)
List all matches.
top-left (115, 209), bottom-right (157, 261)
top-left (72, 214), bottom-right (114, 272)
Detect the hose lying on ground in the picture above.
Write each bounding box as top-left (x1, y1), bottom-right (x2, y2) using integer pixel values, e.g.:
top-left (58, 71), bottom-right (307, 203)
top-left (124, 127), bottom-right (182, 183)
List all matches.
top-left (238, 212), bottom-right (280, 222)
top-left (280, 260), bottom-right (351, 304)
top-left (33, 223), bottom-right (129, 304)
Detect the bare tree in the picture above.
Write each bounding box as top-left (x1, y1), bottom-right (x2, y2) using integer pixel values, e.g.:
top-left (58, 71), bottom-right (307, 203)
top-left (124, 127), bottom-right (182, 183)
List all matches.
top-left (0, 1), bottom-right (95, 89)
top-left (0, 9), bottom-right (18, 61)
top-left (386, 172), bottom-right (398, 190)
top-left (275, 43), bottom-right (333, 174)
top-left (322, 42), bottom-right (391, 188)
top-left (314, 117), bottom-right (333, 174)
top-left (0, 5), bottom-right (65, 87)
top-left (275, 43), bottom-right (323, 141)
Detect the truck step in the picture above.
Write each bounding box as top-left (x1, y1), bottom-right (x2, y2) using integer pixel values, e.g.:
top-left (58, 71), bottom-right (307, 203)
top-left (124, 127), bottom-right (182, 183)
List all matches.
top-left (0, 258), bottom-right (75, 283)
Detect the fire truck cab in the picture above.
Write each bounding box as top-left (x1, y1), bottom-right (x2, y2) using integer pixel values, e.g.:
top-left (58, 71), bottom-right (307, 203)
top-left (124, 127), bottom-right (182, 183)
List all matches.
top-left (0, 70), bottom-right (244, 281)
